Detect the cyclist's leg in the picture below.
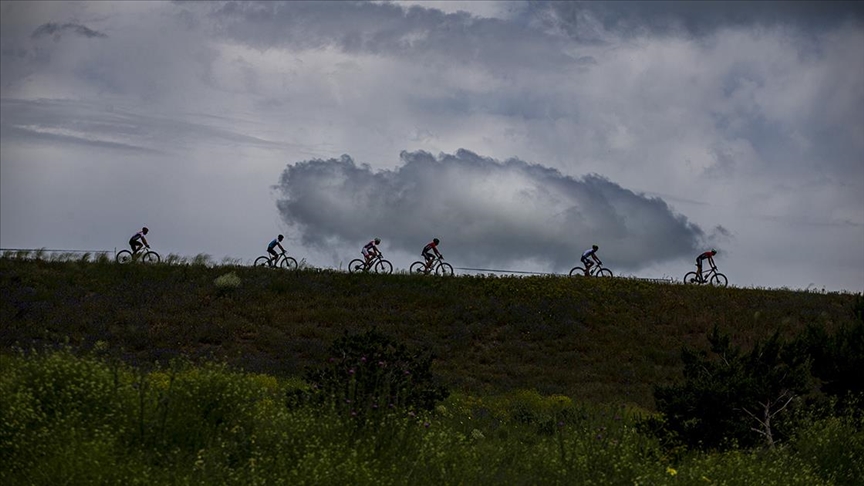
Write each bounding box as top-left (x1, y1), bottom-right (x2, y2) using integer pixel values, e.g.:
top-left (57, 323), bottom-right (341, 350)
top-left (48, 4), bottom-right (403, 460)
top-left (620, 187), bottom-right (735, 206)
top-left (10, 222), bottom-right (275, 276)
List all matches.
top-left (422, 252), bottom-right (433, 271)
top-left (267, 248), bottom-right (279, 266)
top-left (695, 260), bottom-right (703, 282)
top-left (130, 239), bottom-right (142, 254)
top-left (581, 258), bottom-right (591, 275)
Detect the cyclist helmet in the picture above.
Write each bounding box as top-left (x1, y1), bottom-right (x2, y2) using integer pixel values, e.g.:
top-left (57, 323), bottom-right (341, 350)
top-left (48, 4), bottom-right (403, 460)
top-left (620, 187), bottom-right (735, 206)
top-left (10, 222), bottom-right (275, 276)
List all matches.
top-left (711, 248), bottom-right (717, 254)
top-left (374, 238), bottom-right (381, 244)
top-left (433, 238), bottom-right (440, 244)
top-left (278, 234), bottom-right (284, 241)
top-left (142, 227), bottom-right (149, 234)
top-left (592, 244), bottom-right (599, 250)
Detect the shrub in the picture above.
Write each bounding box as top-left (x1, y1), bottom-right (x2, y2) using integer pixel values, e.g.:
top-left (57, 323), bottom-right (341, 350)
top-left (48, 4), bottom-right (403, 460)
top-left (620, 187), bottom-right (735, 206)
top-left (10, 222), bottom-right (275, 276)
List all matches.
top-left (302, 329), bottom-right (449, 421)
top-left (651, 325), bottom-right (811, 451)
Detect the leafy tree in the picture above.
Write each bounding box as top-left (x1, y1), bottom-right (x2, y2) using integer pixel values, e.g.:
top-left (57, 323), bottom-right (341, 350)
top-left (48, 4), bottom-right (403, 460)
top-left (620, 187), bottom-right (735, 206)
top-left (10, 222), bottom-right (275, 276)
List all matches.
top-left (652, 325), bottom-right (811, 451)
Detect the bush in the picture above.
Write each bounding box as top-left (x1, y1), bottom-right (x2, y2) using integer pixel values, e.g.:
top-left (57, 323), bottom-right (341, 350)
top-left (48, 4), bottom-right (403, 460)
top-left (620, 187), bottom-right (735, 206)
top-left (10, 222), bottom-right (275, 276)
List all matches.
top-left (302, 329), bottom-right (449, 421)
top-left (651, 325), bottom-right (811, 451)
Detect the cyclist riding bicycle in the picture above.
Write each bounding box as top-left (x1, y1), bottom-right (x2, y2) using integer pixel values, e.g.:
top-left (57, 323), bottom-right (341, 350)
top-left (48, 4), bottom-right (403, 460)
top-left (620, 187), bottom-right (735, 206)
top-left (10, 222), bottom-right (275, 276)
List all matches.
top-left (362, 238), bottom-right (382, 266)
top-left (267, 235), bottom-right (287, 267)
top-left (581, 244), bottom-right (601, 276)
top-left (129, 227), bottom-right (150, 254)
top-left (696, 249), bottom-right (718, 282)
top-left (422, 238), bottom-right (443, 272)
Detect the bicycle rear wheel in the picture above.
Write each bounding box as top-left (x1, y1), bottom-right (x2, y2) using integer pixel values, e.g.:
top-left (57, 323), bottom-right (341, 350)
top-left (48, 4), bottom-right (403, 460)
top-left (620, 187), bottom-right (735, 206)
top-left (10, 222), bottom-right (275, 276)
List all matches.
top-left (254, 256), bottom-right (271, 267)
top-left (141, 251), bottom-right (160, 263)
top-left (116, 250), bottom-right (133, 264)
top-left (409, 261), bottom-right (427, 274)
top-left (281, 256), bottom-right (298, 270)
top-left (597, 268), bottom-right (612, 277)
top-left (348, 258), bottom-right (366, 273)
top-left (709, 273), bottom-right (728, 287)
top-left (374, 259), bottom-right (393, 274)
top-left (569, 267), bottom-right (586, 276)
top-left (436, 262), bottom-right (454, 276)
top-left (683, 271), bottom-right (699, 284)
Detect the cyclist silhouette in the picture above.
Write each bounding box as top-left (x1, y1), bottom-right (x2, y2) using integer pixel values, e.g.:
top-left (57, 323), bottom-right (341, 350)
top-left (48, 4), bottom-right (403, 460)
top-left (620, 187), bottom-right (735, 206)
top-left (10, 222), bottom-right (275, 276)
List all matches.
top-left (581, 244), bottom-right (601, 276)
top-left (129, 227), bottom-right (150, 254)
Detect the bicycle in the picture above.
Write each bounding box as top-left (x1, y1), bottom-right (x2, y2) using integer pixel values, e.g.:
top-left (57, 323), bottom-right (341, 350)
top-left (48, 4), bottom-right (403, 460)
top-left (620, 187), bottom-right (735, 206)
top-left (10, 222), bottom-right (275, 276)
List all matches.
top-left (348, 253), bottom-right (393, 274)
top-left (116, 247), bottom-right (160, 264)
top-left (684, 266), bottom-right (727, 287)
top-left (410, 256), bottom-right (454, 276)
top-left (569, 262), bottom-right (613, 277)
top-left (254, 251), bottom-right (298, 270)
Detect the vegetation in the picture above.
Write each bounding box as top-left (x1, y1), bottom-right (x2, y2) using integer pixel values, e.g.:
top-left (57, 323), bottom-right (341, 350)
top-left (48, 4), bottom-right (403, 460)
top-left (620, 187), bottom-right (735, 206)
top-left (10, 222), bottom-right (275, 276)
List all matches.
top-left (1, 256), bottom-right (862, 484)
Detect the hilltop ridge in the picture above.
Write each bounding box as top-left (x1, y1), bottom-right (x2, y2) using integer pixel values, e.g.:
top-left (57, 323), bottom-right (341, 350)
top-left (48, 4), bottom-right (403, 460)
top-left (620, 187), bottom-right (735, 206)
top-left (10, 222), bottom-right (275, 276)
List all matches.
top-left (1, 257), bottom-right (858, 409)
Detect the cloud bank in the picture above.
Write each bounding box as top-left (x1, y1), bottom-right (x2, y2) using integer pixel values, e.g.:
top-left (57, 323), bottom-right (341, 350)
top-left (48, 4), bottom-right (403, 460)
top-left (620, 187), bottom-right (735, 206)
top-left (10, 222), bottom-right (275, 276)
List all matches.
top-left (275, 149), bottom-right (705, 270)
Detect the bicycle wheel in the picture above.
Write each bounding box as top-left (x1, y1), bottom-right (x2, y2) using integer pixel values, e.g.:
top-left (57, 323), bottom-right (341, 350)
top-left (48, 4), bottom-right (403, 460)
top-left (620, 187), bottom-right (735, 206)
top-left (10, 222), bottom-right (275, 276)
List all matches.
top-left (683, 271), bottom-right (699, 284)
top-left (254, 256), bottom-right (271, 267)
top-left (374, 259), bottom-right (393, 274)
top-left (709, 273), bottom-right (728, 287)
top-left (597, 268), bottom-right (613, 277)
top-left (409, 261), bottom-right (427, 274)
top-left (141, 251), bottom-right (160, 263)
top-left (116, 250), bottom-right (134, 264)
top-left (436, 262), bottom-right (454, 276)
top-left (281, 256), bottom-right (298, 270)
top-left (348, 258), bottom-right (366, 273)
top-left (569, 267), bottom-right (586, 277)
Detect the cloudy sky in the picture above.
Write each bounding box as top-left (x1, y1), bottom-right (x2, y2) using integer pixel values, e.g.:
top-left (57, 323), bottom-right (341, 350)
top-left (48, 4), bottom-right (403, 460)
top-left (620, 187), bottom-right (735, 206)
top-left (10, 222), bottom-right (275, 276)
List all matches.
top-left (1, 1), bottom-right (862, 291)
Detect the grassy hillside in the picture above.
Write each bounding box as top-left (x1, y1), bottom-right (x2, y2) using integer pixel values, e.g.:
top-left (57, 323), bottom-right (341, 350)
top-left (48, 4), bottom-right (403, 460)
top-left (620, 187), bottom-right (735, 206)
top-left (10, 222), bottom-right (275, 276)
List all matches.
top-left (1, 257), bottom-right (859, 410)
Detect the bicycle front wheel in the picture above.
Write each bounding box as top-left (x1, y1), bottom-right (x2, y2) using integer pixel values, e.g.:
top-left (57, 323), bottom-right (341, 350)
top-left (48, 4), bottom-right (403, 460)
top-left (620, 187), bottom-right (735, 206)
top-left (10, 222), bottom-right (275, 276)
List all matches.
top-left (569, 267), bottom-right (586, 277)
top-left (281, 256), bottom-right (298, 270)
top-left (709, 273), bottom-right (728, 287)
top-left (683, 272), bottom-right (699, 284)
top-left (436, 262), bottom-right (454, 276)
top-left (348, 259), bottom-right (366, 273)
top-left (141, 251), bottom-right (160, 263)
top-left (597, 268), bottom-right (613, 277)
top-left (116, 250), bottom-right (133, 264)
top-left (409, 261), bottom-right (427, 275)
top-left (254, 256), bottom-right (271, 267)
top-left (374, 259), bottom-right (393, 274)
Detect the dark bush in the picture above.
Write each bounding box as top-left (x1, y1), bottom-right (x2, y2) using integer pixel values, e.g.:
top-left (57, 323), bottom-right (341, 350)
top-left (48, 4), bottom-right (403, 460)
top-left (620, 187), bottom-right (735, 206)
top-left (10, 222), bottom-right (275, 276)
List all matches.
top-left (650, 325), bottom-right (811, 451)
top-left (301, 329), bottom-right (449, 420)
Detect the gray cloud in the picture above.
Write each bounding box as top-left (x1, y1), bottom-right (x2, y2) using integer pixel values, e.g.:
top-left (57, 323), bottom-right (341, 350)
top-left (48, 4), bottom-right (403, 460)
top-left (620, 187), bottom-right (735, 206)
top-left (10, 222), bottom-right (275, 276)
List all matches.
top-left (200, 1), bottom-right (574, 71)
top-left (32, 22), bottom-right (107, 40)
top-left (275, 149), bottom-right (705, 271)
top-left (530, 1), bottom-right (864, 41)
top-left (0, 98), bottom-right (287, 153)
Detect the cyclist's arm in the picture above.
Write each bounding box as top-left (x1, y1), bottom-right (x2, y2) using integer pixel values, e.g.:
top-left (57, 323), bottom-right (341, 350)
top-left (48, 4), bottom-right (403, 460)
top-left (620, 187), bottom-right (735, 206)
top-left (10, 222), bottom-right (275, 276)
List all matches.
top-left (141, 236), bottom-right (149, 247)
top-left (708, 256), bottom-right (716, 268)
top-left (278, 243), bottom-right (286, 253)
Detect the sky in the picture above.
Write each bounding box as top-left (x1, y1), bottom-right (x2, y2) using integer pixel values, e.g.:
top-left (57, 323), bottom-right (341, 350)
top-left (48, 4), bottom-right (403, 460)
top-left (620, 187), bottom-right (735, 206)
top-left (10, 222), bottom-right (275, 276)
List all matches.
top-left (1, 1), bottom-right (862, 291)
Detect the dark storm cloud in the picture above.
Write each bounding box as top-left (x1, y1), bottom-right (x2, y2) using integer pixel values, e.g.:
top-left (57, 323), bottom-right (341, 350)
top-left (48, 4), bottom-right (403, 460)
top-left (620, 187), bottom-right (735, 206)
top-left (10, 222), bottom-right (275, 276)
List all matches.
top-left (531, 1), bottom-right (864, 41)
top-left (32, 22), bottom-right (108, 40)
top-left (200, 1), bottom-right (574, 70)
top-left (275, 149), bottom-right (706, 270)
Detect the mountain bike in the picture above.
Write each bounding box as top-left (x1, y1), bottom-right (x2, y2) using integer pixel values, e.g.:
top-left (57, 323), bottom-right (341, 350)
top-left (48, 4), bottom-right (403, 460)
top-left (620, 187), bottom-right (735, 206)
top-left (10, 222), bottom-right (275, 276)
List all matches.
top-left (254, 251), bottom-right (298, 270)
top-left (569, 262), bottom-right (612, 277)
top-left (348, 253), bottom-right (393, 274)
top-left (410, 256), bottom-right (454, 276)
top-left (116, 247), bottom-right (160, 264)
top-left (684, 266), bottom-right (727, 287)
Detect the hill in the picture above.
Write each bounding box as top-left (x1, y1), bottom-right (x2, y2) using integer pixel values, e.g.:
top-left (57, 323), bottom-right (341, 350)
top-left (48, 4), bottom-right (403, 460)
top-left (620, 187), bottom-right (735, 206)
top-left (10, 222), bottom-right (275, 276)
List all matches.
top-left (1, 257), bottom-right (859, 410)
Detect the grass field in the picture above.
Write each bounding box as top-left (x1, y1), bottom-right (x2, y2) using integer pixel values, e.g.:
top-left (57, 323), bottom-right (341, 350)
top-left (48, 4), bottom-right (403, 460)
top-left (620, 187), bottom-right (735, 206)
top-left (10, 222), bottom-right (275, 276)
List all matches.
top-left (1, 256), bottom-right (862, 485)
top-left (1, 255), bottom-right (858, 409)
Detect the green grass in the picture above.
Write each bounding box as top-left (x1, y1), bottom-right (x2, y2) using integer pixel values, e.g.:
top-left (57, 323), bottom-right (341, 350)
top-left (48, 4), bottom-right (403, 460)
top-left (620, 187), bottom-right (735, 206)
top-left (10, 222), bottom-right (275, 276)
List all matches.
top-left (1, 257), bottom-right (858, 410)
top-left (2, 350), bottom-right (859, 485)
